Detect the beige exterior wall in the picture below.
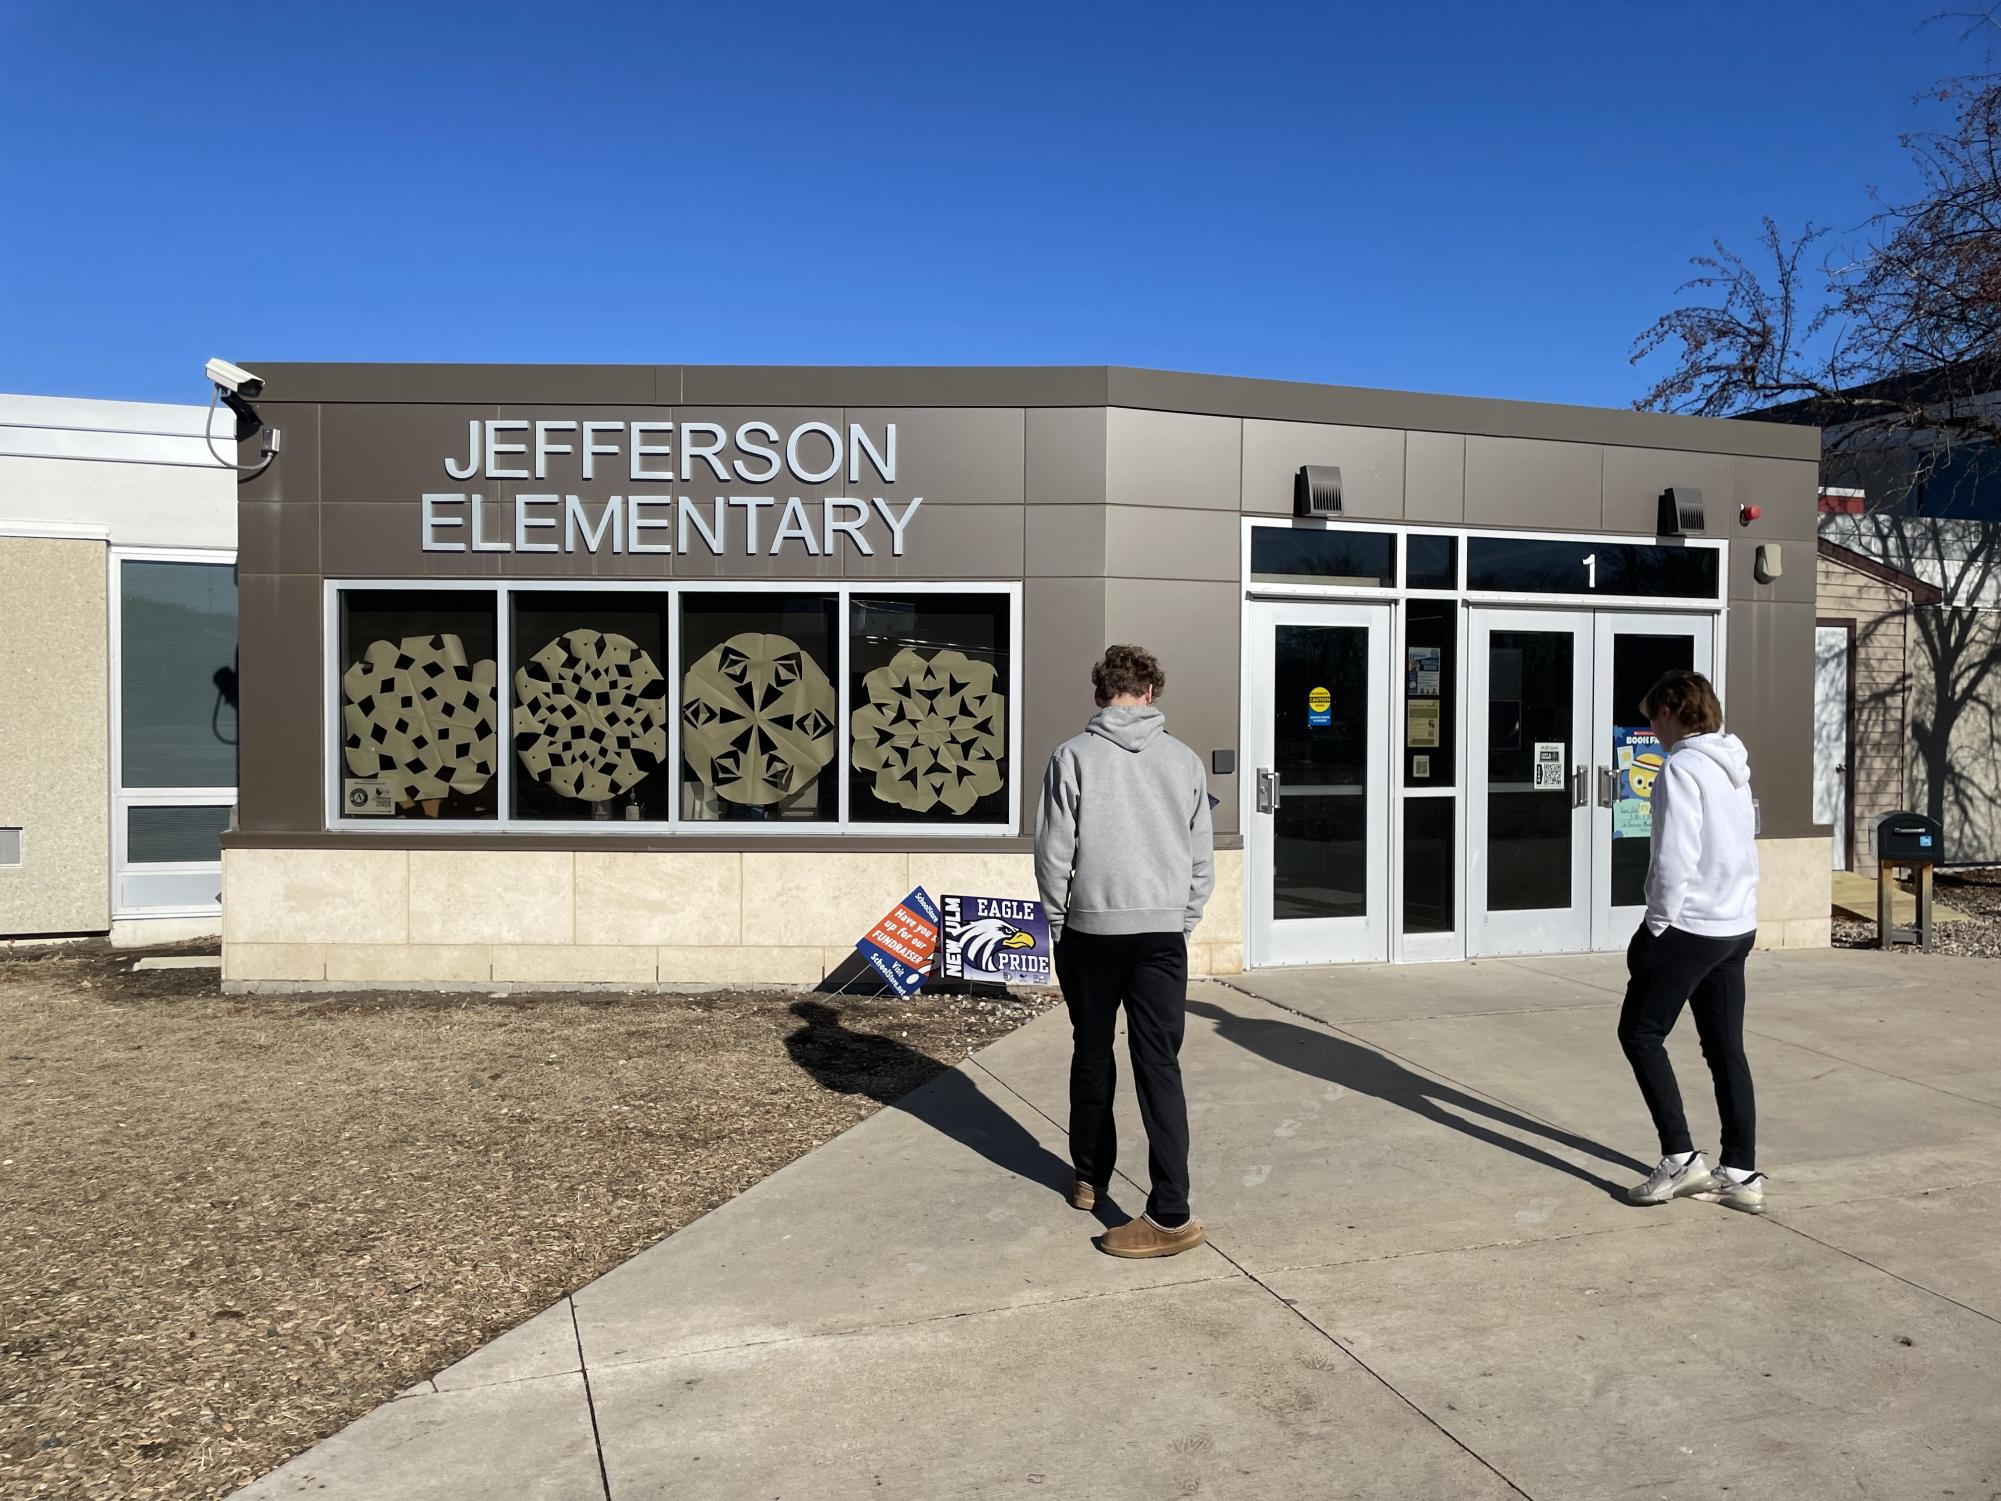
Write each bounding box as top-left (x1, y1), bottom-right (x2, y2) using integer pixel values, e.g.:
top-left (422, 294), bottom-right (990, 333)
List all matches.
top-left (1752, 836), bottom-right (1832, 950)
top-left (1815, 554), bottom-right (1915, 876)
top-left (1908, 606), bottom-right (2001, 868)
top-left (222, 846), bottom-right (1247, 989)
top-left (0, 536), bottom-right (109, 935)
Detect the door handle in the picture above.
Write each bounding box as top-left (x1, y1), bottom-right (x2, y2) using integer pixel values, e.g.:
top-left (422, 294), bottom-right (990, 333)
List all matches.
top-left (1256, 768), bottom-right (1282, 814)
top-left (1570, 766), bottom-right (1586, 809)
top-left (1597, 766), bottom-right (1615, 809)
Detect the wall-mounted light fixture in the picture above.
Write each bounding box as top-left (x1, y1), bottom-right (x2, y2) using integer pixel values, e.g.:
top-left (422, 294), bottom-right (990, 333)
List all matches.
top-left (1295, 465), bottom-right (1343, 518)
top-left (1658, 487), bottom-right (1705, 536)
top-left (1754, 542), bottom-right (1783, 584)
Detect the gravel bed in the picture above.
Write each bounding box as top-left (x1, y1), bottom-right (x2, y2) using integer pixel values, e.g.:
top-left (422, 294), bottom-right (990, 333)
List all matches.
top-left (1832, 865), bottom-right (2001, 957)
top-left (0, 942), bottom-right (1056, 1500)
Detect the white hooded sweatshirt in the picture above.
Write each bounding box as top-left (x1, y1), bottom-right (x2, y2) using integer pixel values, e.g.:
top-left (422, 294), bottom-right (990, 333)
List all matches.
top-left (1644, 731), bottom-right (1760, 938)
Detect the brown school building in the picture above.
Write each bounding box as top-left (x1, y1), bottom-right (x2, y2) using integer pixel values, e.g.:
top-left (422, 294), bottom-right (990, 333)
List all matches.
top-left (218, 364), bottom-right (1829, 989)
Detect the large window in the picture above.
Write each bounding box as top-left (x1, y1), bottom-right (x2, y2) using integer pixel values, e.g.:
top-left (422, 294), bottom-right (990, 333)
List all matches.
top-left (511, 592), bottom-right (671, 822)
top-left (680, 593), bottom-right (840, 824)
top-left (337, 590), bottom-right (500, 821)
top-left (849, 595), bottom-right (1010, 826)
top-left (327, 583), bottom-right (1019, 833)
top-left (113, 555), bottom-right (239, 916)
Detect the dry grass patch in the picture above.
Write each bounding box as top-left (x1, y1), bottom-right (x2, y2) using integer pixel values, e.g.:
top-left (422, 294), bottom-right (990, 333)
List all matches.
top-left (0, 944), bottom-right (1053, 1499)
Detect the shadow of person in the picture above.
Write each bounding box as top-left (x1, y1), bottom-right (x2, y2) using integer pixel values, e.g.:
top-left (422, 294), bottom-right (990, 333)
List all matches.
top-left (1184, 998), bottom-right (1646, 1199)
top-left (783, 1001), bottom-right (1120, 1223)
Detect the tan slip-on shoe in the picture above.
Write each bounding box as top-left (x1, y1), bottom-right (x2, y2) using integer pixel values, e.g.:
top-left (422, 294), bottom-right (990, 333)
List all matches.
top-left (1068, 1180), bottom-right (1098, 1211)
top-left (1095, 1215), bottom-right (1206, 1259)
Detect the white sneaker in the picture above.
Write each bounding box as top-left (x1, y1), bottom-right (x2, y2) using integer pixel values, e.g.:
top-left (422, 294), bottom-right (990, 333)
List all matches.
top-left (1628, 1152), bottom-right (1718, 1205)
top-left (1692, 1170), bottom-right (1768, 1215)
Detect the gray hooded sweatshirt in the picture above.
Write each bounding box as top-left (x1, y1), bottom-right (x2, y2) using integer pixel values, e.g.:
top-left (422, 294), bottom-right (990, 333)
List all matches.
top-left (1034, 706), bottom-right (1215, 940)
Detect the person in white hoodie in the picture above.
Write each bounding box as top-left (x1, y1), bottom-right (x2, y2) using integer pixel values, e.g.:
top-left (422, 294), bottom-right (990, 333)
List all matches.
top-left (1617, 669), bottom-right (1768, 1214)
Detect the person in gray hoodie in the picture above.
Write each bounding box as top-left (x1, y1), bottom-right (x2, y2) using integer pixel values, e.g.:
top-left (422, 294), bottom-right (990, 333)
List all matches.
top-left (1035, 643), bottom-right (1214, 1258)
top-left (1617, 669), bottom-right (1768, 1215)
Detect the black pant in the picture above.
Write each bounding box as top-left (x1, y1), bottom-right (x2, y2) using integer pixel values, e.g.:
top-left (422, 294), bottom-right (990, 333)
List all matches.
top-left (1617, 924), bottom-right (1759, 1171)
top-left (1056, 929), bottom-right (1192, 1225)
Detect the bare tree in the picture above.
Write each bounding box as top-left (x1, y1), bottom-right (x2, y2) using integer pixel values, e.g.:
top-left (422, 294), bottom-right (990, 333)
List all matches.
top-left (1633, 32), bottom-right (2001, 859)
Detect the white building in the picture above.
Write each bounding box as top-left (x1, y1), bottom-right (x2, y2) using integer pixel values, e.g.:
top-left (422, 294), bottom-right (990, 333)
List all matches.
top-left (0, 392), bottom-right (238, 943)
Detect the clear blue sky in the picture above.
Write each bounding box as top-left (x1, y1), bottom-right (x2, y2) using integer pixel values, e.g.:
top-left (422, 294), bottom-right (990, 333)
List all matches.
top-left (0, 1), bottom-right (1978, 409)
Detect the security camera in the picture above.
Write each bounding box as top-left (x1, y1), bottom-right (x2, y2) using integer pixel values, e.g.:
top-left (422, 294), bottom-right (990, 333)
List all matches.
top-left (205, 358), bottom-right (264, 399)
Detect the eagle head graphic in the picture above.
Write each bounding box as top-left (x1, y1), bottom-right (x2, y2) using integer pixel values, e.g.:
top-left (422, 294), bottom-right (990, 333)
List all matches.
top-left (963, 916), bottom-right (1037, 970)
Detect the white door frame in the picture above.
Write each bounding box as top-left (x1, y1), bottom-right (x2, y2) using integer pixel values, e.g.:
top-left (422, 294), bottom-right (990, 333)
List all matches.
top-left (1591, 611), bottom-right (1716, 948)
top-left (1244, 598), bottom-right (1393, 966)
top-left (1813, 622), bottom-right (1853, 871)
top-left (1466, 607), bottom-right (1594, 956)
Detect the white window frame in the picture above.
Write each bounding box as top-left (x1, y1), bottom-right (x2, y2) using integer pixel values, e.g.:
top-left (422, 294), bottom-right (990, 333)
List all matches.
top-left (109, 547), bottom-right (239, 920)
top-left (324, 578), bottom-right (1024, 837)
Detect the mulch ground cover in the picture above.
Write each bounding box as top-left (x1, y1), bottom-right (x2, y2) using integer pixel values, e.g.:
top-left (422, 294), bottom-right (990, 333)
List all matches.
top-left (1832, 865), bottom-right (2001, 956)
top-left (0, 943), bottom-right (1055, 1500)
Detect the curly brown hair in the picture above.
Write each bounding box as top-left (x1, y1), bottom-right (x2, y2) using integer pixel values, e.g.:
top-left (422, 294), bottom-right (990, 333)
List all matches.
top-left (1092, 643), bottom-right (1165, 706)
top-left (1640, 669), bottom-right (1723, 735)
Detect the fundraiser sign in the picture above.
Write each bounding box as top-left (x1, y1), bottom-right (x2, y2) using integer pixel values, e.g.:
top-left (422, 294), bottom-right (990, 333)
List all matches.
top-left (940, 894), bottom-right (1052, 987)
top-left (1613, 728), bottom-right (1665, 839)
top-left (855, 887), bottom-right (941, 997)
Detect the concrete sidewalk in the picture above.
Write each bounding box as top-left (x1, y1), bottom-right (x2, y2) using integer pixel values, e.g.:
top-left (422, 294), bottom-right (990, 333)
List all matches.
top-left (235, 950), bottom-right (2001, 1500)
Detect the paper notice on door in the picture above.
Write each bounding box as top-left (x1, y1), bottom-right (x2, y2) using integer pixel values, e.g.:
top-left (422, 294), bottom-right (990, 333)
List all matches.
top-left (1407, 699), bottom-right (1441, 748)
top-left (1406, 646), bottom-right (1441, 697)
top-left (1533, 742), bottom-right (1566, 791)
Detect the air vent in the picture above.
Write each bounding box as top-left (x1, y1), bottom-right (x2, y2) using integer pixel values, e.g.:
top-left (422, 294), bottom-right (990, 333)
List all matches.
top-left (0, 828), bottom-right (20, 866)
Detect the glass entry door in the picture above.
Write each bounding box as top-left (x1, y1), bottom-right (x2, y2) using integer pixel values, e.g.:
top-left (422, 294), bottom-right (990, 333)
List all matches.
top-left (1466, 610), bottom-right (1593, 955)
top-left (1591, 611), bottom-right (1714, 947)
top-left (1246, 600), bottom-right (1392, 965)
top-left (1467, 607), bottom-right (1717, 956)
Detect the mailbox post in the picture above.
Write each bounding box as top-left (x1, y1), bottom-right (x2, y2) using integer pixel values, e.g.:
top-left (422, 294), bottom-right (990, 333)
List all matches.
top-left (1875, 813), bottom-right (1945, 952)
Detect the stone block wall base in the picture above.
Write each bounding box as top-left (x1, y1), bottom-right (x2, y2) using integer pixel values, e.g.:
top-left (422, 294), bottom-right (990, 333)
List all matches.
top-left (220, 846), bottom-right (1248, 990)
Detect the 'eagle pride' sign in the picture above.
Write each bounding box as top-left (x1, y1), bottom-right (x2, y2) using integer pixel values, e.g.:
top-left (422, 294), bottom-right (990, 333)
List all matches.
top-left (940, 894), bottom-right (1052, 987)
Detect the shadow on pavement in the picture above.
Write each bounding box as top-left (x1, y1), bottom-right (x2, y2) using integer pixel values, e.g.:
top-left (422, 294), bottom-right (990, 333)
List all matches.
top-left (783, 1001), bottom-right (1124, 1225)
top-left (1186, 998), bottom-right (1646, 1199)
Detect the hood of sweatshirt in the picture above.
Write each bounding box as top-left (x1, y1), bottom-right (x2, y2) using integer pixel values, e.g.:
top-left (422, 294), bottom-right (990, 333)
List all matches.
top-left (1673, 731), bottom-right (1752, 787)
top-left (1086, 705), bottom-right (1167, 753)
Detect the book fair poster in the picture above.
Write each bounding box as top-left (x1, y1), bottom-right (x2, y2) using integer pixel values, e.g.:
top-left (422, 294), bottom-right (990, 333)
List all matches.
top-left (1613, 727), bottom-right (1665, 839)
top-left (940, 894), bottom-right (1052, 987)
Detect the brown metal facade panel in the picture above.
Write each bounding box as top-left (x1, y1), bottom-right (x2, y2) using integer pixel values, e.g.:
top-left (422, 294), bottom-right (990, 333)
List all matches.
top-left (239, 401), bottom-right (321, 506)
top-left (246, 364), bottom-right (669, 406)
top-left (321, 403), bottom-right (502, 503)
top-left (1103, 577), bottom-right (1243, 838)
top-left (236, 498), bottom-right (322, 577)
top-left (1404, 430), bottom-right (1466, 523)
top-left (1240, 418), bottom-right (1406, 522)
top-left (1603, 448), bottom-right (1821, 541)
top-left (243, 362), bottom-right (1819, 461)
top-left (1103, 367), bottom-right (1822, 460)
top-left (1104, 408), bottom-right (1241, 511)
top-left (1103, 506), bottom-right (1240, 582)
top-left (1026, 505), bottom-right (1108, 578)
top-left (229, 366), bottom-right (1821, 859)
top-left (1727, 533), bottom-right (1818, 607)
top-left (842, 503), bottom-right (1024, 580)
top-left (1025, 407), bottom-right (1107, 507)
top-left (1021, 577), bottom-right (1108, 837)
top-left (236, 572), bottom-right (326, 835)
top-left (679, 366), bottom-right (1109, 408)
top-left (1725, 599), bottom-right (1818, 841)
top-left (837, 407), bottom-right (1026, 506)
top-left (1462, 435), bottom-right (1604, 531)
